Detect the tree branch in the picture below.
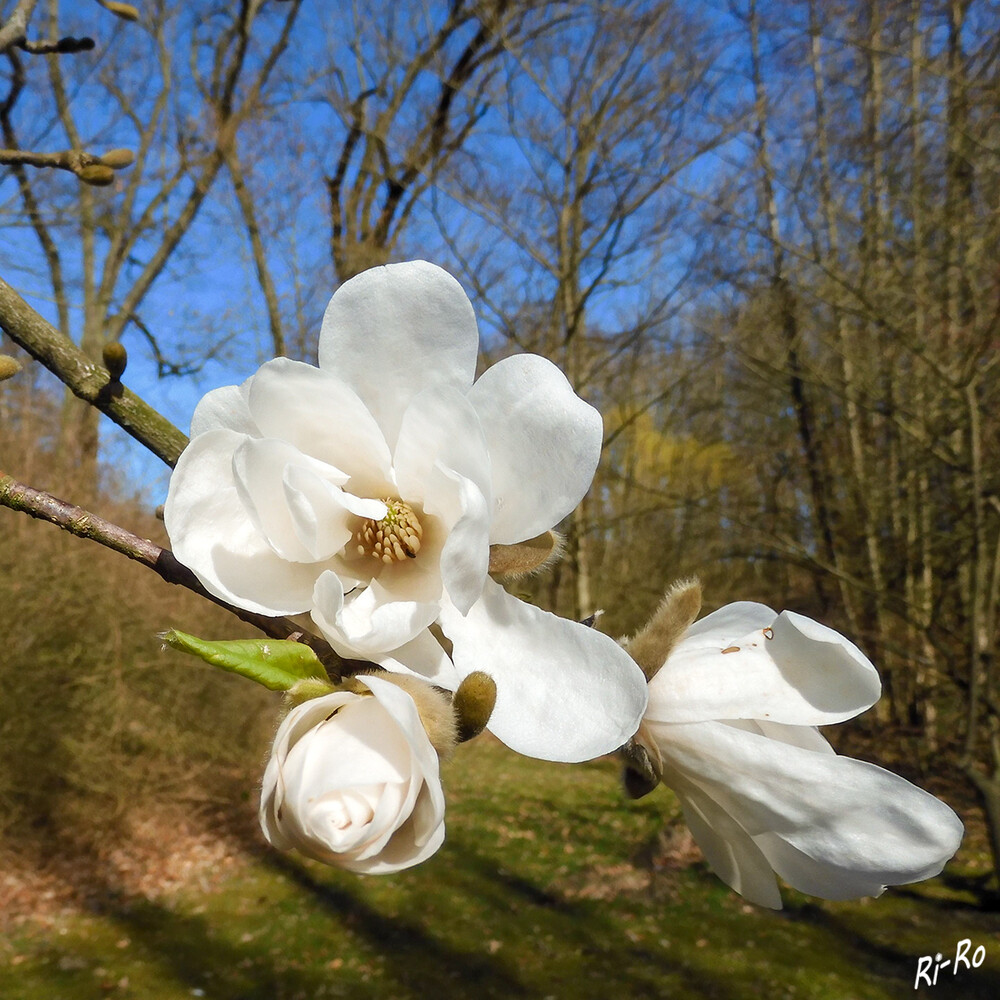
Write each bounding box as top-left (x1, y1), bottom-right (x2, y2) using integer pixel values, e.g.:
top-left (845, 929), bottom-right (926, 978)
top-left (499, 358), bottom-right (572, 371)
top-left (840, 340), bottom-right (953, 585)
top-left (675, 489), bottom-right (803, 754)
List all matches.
top-left (0, 0), bottom-right (38, 54)
top-left (0, 471), bottom-right (352, 678)
top-left (0, 273), bottom-right (189, 467)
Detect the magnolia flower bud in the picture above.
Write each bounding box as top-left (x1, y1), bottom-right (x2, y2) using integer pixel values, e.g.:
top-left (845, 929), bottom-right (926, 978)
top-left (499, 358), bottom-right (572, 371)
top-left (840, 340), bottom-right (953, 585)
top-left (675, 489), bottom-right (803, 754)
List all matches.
top-left (102, 341), bottom-right (127, 380)
top-left (77, 164), bottom-right (115, 187)
top-left (99, 148), bottom-right (135, 169)
top-left (96, 0), bottom-right (140, 22)
top-left (0, 355), bottom-right (22, 381)
top-left (259, 674), bottom-right (446, 873)
top-left (452, 671), bottom-right (497, 743)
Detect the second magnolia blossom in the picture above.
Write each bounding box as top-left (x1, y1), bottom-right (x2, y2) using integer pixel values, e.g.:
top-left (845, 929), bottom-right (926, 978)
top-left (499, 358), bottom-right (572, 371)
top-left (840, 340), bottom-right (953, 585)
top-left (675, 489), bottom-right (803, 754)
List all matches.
top-left (259, 674), bottom-right (446, 873)
top-left (165, 260), bottom-right (647, 762)
top-left (631, 595), bottom-right (964, 908)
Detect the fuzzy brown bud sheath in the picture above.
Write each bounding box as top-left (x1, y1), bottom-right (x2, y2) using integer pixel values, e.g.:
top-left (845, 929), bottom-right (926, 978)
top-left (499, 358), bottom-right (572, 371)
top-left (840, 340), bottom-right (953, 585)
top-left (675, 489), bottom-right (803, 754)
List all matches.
top-left (488, 530), bottom-right (562, 579)
top-left (624, 578), bottom-right (702, 681)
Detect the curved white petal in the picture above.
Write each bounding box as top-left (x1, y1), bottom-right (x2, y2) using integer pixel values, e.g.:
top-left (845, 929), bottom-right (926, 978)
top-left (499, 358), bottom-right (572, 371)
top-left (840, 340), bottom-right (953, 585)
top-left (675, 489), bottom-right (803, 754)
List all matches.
top-left (245, 357), bottom-right (393, 498)
top-left (359, 674), bottom-right (446, 870)
top-left (318, 261), bottom-right (479, 446)
top-left (438, 578), bottom-right (648, 762)
top-left (652, 720), bottom-right (964, 902)
top-left (393, 387), bottom-right (492, 613)
top-left (468, 353), bottom-right (603, 544)
top-left (393, 386), bottom-right (492, 506)
top-left (190, 380), bottom-right (257, 437)
top-left (311, 572), bottom-right (439, 658)
top-left (647, 607), bottom-right (881, 727)
top-left (424, 464), bottom-right (490, 616)
top-left (164, 429), bottom-right (320, 614)
top-left (672, 776), bottom-right (782, 909)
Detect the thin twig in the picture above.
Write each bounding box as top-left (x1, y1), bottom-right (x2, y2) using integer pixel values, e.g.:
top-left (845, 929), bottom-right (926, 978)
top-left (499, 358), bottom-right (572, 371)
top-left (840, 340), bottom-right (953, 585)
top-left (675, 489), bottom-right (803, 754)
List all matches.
top-left (1, 145), bottom-right (106, 172)
top-left (0, 471), bottom-right (356, 679)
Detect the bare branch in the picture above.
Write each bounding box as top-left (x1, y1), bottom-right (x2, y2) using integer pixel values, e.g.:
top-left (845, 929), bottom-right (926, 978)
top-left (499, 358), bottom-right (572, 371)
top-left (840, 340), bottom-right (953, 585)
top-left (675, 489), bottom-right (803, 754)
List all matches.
top-left (0, 471), bottom-right (351, 678)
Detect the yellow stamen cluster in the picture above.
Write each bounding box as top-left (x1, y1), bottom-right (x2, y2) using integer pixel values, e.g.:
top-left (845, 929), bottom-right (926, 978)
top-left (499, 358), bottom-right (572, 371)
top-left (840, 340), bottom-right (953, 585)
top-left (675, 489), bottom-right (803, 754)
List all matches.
top-left (356, 499), bottom-right (423, 564)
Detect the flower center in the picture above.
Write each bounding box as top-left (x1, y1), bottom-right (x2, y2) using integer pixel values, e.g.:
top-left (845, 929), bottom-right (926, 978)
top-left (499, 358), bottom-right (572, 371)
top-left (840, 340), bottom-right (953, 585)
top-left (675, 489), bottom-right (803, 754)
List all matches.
top-left (355, 499), bottom-right (423, 564)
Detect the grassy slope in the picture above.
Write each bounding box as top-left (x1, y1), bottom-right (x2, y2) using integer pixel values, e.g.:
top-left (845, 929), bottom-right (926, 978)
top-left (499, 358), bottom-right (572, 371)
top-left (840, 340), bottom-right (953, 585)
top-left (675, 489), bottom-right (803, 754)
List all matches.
top-left (2, 737), bottom-right (999, 1000)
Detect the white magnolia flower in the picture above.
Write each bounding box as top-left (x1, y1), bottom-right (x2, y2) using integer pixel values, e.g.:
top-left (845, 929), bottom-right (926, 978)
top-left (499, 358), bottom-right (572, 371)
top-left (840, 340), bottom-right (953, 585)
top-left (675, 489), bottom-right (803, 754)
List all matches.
top-left (259, 674), bottom-right (445, 873)
top-left (165, 260), bottom-right (647, 762)
top-left (643, 603), bottom-right (964, 908)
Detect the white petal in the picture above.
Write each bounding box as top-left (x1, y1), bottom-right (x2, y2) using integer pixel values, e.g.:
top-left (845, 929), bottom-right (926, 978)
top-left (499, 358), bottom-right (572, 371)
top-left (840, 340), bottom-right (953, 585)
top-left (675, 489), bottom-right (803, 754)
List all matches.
top-left (653, 720), bottom-right (964, 901)
top-left (393, 387), bottom-right (492, 613)
top-left (190, 380), bottom-right (257, 437)
top-left (318, 261), bottom-right (479, 446)
top-left (393, 386), bottom-right (492, 506)
top-left (424, 464), bottom-right (490, 616)
top-left (647, 607), bottom-right (881, 727)
top-left (284, 464), bottom-right (385, 562)
top-left (164, 429), bottom-right (321, 614)
top-left (311, 572), bottom-right (439, 658)
top-left (231, 437), bottom-right (327, 562)
top-left (672, 777), bottom-right (782, 909)
top-left (246, 357), bottom-right (393, 498)
top-left (438, 578), bottom-right (648, 762)
top-left (468, 353), bottom-right (603, 544)
top-left (377, 630), bottom-right (461, 688)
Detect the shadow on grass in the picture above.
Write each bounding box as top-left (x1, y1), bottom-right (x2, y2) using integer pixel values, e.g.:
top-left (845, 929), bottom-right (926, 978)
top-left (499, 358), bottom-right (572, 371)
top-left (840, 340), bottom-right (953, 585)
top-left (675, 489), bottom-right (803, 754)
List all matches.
top-left (783, 898), bottom-right (1000, 1000)
top-left (264, 838), bottom-right (747, 1000)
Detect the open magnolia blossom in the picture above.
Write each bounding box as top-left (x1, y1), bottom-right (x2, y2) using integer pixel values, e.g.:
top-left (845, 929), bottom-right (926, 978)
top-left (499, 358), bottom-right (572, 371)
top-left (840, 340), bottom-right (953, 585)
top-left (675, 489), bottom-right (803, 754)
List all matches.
top-left (165, 260), bottom-right (647, 762)
top-left (640, 603), bottom-right (964, 909)
top-left (259, 674), bottom-right (445, 874)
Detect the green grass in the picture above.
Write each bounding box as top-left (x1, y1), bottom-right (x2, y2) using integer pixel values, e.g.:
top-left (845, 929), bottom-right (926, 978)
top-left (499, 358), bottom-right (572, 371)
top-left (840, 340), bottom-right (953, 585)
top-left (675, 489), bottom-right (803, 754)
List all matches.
top-left (2, 738), bottom-right (999, 1000)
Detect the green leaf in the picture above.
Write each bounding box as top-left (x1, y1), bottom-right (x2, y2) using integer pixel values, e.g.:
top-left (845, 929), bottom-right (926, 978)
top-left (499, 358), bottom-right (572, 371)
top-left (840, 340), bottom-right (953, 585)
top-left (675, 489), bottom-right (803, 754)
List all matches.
top-left (161, 629), bottom-right (330, 691)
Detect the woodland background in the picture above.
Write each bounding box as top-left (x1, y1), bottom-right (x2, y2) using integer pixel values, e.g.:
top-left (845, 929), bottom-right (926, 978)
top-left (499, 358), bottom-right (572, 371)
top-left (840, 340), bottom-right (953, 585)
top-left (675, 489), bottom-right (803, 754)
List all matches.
top-left (1, 1), bottom-right (999, 994)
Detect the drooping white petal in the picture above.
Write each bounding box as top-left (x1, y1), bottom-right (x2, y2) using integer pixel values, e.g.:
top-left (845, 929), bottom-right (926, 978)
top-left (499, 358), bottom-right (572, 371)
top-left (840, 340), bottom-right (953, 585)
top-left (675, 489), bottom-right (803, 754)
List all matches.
top-left (647, 607), bottom-right (881, 727)
top-left (164, 429), bottom-right (320, 614)
top-left (468, 353), bottom-right (603, 544)
top-left (246, 357), bottom-right (394, 498)
top-left (318, 261), bottom-right (479, 446)
top-left (652, 719), bottom-right (964, 903)
top-left (671, 774), bottom-right (783, 909)
top-left (311, 571), bottom-right (439, 658)
top-left (190, 380), bottom-right (257, 437)
top-left (438, 578), bottom-right (648, 762)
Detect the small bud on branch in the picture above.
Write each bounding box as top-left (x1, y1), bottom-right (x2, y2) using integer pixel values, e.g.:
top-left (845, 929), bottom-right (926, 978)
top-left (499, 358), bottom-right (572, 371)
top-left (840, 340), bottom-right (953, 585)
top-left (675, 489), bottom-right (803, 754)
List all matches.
top-left (102, 341), bottom-right (127, 379)
top-left (0, 354), bottom-right (22, 380)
